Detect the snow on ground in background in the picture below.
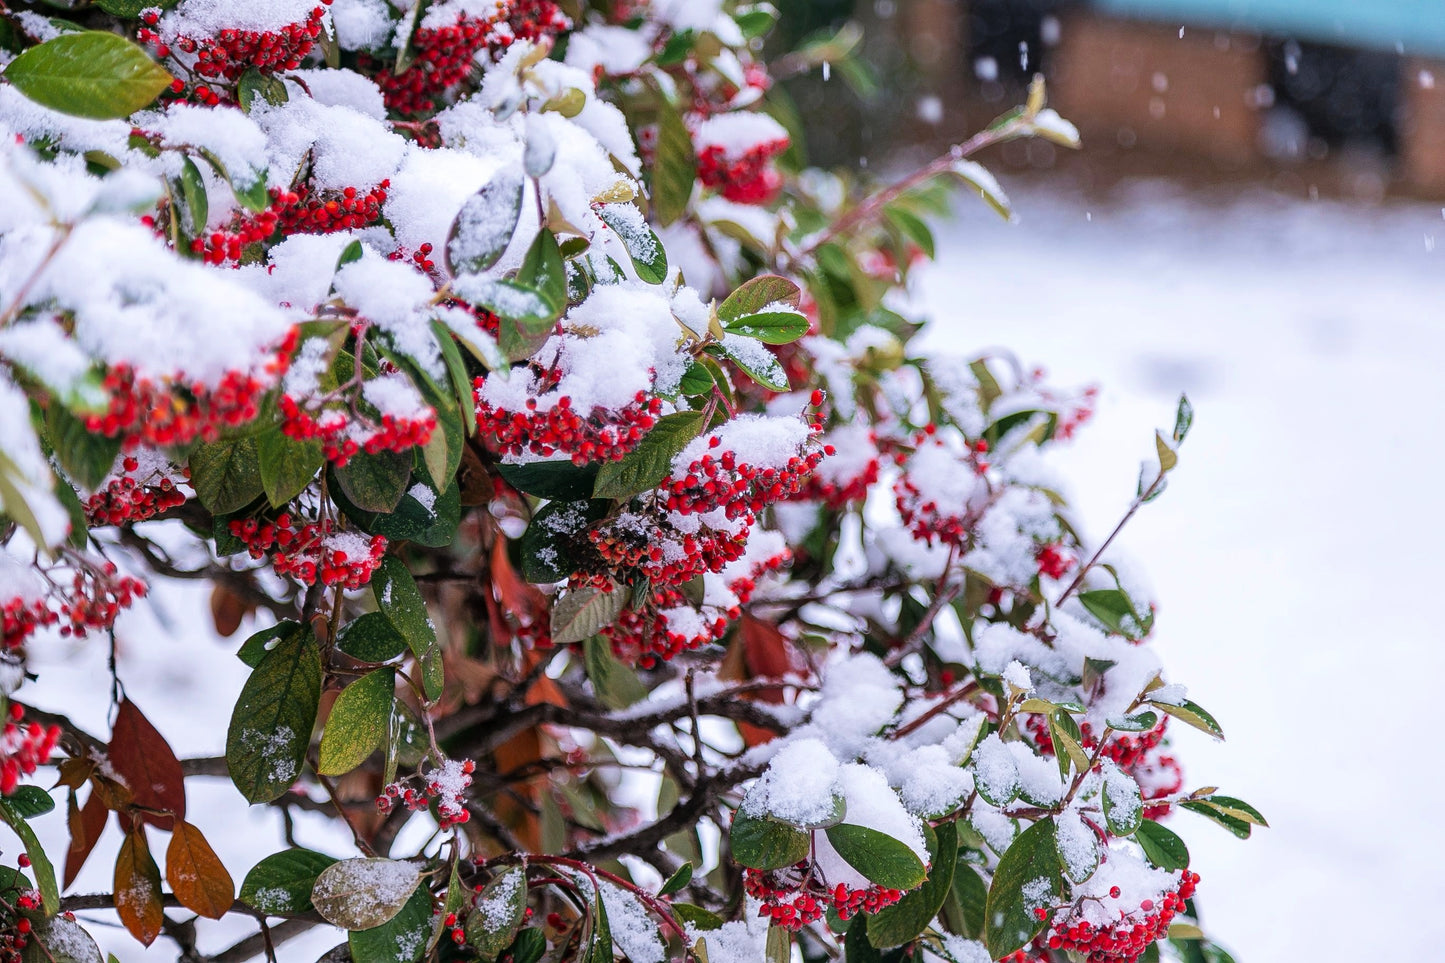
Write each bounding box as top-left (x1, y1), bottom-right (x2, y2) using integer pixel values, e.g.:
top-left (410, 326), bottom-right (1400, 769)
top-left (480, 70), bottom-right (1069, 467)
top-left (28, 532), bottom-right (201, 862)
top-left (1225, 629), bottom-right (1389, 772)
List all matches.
top-left (917, 178), bottom-right (1445, 963)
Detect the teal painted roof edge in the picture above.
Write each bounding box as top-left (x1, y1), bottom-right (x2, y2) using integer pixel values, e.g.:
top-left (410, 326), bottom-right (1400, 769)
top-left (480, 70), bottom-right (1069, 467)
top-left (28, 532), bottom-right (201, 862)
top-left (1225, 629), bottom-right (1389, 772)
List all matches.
top-left (1090, 0), bottom-right (1445, 59)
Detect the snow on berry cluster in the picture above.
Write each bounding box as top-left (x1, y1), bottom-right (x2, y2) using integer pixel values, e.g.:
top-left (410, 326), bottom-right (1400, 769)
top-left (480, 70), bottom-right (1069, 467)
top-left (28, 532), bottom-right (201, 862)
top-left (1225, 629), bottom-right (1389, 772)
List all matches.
top-left (377, 758), bottom-right (477, 830)
top-left (83, 450), bottom-right (189, 527)
top-left (0, 858), bottom-right (45, 962)
top-left (230, 514), bottom-right (387, 589)
top-left (659, 407), bottom-right (827, 519)
top-left (693, 113), bottom-right (791, 206)
top-left (139, 1), bottom-right (334, 87)
top-left (1042, 854), bottom-right (1200, 963)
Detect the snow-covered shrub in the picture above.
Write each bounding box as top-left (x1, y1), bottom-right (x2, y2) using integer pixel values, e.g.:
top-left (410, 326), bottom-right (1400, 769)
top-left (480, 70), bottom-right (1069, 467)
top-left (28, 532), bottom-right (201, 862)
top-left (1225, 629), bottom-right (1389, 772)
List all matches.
top-left (0, 3), bottom-right (1258, 963)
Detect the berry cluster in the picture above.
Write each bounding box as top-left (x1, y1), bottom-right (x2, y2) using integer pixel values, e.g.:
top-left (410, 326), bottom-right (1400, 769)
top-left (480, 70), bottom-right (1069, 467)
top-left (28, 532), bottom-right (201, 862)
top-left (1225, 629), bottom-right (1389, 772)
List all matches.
top-left (1036, 543), bottom-right (1075, 580)
top-left (696, 136), bottom-right (789, 205)
top-left (475, 383), bottom-right (662, 466)
top-left (229, 515), bottom-right (387, 589)
top-left (0, 864), bottom-right (43, 963)
top-left (1043, 871), bottom-right (1199, 963)
top-left (139, 3), bottom-right (332, 84)
top-left (658, 437), bottom-right (826, 521)
top-left (892, 432), bottom-right (990, 547)
top-left (376, 759), bottom-right (476, 830)
top-left (85, 329), bottom-right (297, 448)
top-left (84, 455), bottom-right (188, 527)
top-left (188, 206), bottom-right (280, 265)
top-left (743, 865), bottom-right (903, 931)
top-left (586, 513), bottom-right (748, 590)
top-left (388, 243), bottom-right (439, 275)
top-left (1, 705), bottom-right (60, 795)
top-left (1, 563), bottom-right (146, 651)
top-left (278, 395), bottom-right (436, 467)
top-left (271, 183), bottom-right (391, 236)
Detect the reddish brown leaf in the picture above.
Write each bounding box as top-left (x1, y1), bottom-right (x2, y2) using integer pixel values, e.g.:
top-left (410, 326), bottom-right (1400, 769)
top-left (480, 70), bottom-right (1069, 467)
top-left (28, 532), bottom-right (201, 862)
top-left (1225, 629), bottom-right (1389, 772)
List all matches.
top-left (114, 827), bottom-right (164, 946)
top-left (65, 788), bottom-right (109, 888)
top-left (491, 539), bottom-right (549, 632)
top-left (740, 615), bottom-right (796, 680)
top-left (166, 820), bottom-right (235, 919)
top-left (107, 699), bottom-right (186, 830)
top-left (209, 583), bottom-right (252, 637)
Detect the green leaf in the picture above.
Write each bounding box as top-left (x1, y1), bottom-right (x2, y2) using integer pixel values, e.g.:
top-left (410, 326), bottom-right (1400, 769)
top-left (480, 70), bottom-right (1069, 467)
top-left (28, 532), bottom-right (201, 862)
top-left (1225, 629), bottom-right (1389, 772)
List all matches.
top-left (584, 635), bottom-right (648, 710)
top-left (466, 868), bottom-right (527, 961)
top-left (983, 817), bottom-right (1064, 959)
top-left (949, 159), bottom-right (1011, 220)
top-left (718, 276), bottom-right (802, 324)
top-left (519, 499), bottom-right (608, 583)
top-left (718, 336), bottom-right (788, 392)
top-left (729, 809), bottom-right (810, 871)
top-left (678, 362), bottom-right (714, 396)
top-left (372, 557), bottom-right (442, 700)
top-left (317, 668), bottom-right (395, 776)
top-left (237, 68), bottom-right (288, 113)
top-left (45, 405), bottom-right (121, 492)
top-left (1173, 394), bottom-right (1194, 444)
top-left (949, 859), bottom-right (987, 939)
top-left (257, 430), bottom-right (323, 507)
top-left (1150, 699), bottom-right (1225, 741)
top-left (1199, 795), bottom-right (1267, 827)
top-left (550, 584), bottom-right (626, 646)
top-left (1105, 710), bottom-right (1159, 733)
top-left (447, 166), bottom-right (526, 276)
top-left (459, 278), bottom-right (558, 330)
top-left (335, 471), bottom-right (460, 549)
top-left (671, 903), bottom-right (723, 931)
top-left (652, 94), bottom-right (696, 226)
top-left (0, 800), bottom-right (59, 914)
top-left (497, 460), bottom-right (599, 500)
top-left (190, 436), bottom-right (264, 515)
top-left (1134, 819), bottom-right (1190, 871)
top-left (1048, 710), bottom-right (1091, 782)
top-left (313, 858), bottom-right (423, 930)
top-left (22, 915), bottom-right (103, 963)
top-left (598, 204), bottom-right (668, 284)
top-left (239, 848), bottom-right (338, 916)
top-left (333, 449), bottom-right (412, 514)
top-left (236, 621), bottom-right (299, 668)
top-left (824, 823), bottom-right (927, 891)
top-left (347, 877), bottom-right (432, 963)
top-left (508, 929), bottom-right (547, 963)
top-left (659, 863), bottom-right (693, 897)
top-left (226, 623), bottom-right (322, 804)
top-left (1179, 800), bottom-right (1252, 839)
top-left (765, 924), bottom-right (791, 963)
top-left (96, 0), bottom-right (180, 16)
top-left (1102, 767), bottom-right (1143, 837)
top-left (171, 156), bottom-right (208, 241)
top-left (4, 32), bottom-right (172, 120)
top-left (332, 610), bottom-right (407, 665)
top-left (866, 820), bottom-right (957, 948)
top-left (592, 411), bottom-right (704, 500)
top-left (723, 311), bottom-right (809, 345)
top-left (1077, 589), bottom-right (1150, 641)
top-left (518, 228), bottom-right (567, 316)
top-left (5, 786), bottom-right (55, 819)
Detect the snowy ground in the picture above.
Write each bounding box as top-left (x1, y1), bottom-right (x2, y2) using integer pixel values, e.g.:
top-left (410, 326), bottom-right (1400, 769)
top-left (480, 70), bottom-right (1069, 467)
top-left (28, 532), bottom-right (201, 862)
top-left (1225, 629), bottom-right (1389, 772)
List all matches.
top-left (8, 178), bottom-right (1441, 962)
top-left (917, 177), bottom-right (1445, 962)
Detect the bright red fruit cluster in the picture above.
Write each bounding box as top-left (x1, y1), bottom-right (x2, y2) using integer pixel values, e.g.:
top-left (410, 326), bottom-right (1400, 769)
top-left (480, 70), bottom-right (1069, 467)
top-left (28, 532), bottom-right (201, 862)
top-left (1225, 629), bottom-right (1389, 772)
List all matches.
top-left (84, 456), bottom-right (188, 526)
top-left (586, 516), bottom-right (748, 590)
top-left (376, 759), bottom-right (476, 830)
top-left (0, 864), bottom-right (43, 962)
top-left (229, 515), bottom-right (387, 589)
top-left (85, 329), bottom-right (297, 448)
top-left (366, 1), bottom-right (570, 115)
top-left (1044, 871), bottom-right (1199, 963)
top-left (139, 3), bottom-right (332, 83)
top-left (1036, 542), bottom-right (1074, 579)
top-left (697, 137), bottom-right (789, 205)
top-left (1, 564), bottom-right (146, 651)
top-left (743, 866), bottom-right (903, 931)
top-left (272, 182), bottom-right (391, 235)
top-left (659, 436), bottom-right (827, 521)
top-left (474, 384), bottom-right (663, 466)
top-left (279, 395), bottom-right (437, 467)
top-left (1, 704), bottom-right (60, 795)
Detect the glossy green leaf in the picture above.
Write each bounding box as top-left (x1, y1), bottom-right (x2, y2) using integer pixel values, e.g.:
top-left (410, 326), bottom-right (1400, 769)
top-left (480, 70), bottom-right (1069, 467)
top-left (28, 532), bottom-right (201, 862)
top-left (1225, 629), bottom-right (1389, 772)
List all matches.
top-left (598, 204), bottom-right (668, 284)
top-left (1134, 819), bottom-right (1191, 871)
top-left (983, 817), bottom-right (1064, 959)
top-left (4, 32), bottom-right (172, 120)
top-left (718, 336), bottom-right (789, 392)
top-left (497, 460), bottom-right (600, 501)
top-left (652, 94), bottom-right (695, 226)
top-left (45, 405), bottom-right (121, 492)
top-left (1150, 699), bottom-right (1225, 741)
top-left (519, 499), bottom-right (608, 583)
top-left (550, 584), bottom-right (627, 646)
top-left (584, 635), bottom-right (648, 709)
top-left (718, 275), bottom-right (802, 324)
top-left (1179, 800), bottom-right (1252, 838)
top-left (0, 799), bottom-right (58, 914)
top-left (226, 624), bottom-right (322, 804)
top-left (659, 862), bottom-right (693, 897)
top-left (239, 848), bottom-right (337, 916)
top-left (313, 858), bottom-right (423, 930)
top-left (825, 823), bottom-right (927, 891)
top-left (317, 668), bottom-right (395, 776)
top-left (5, 786), bottom-right (55, 819)
top-left (729, 809), bottom-right (810, 871)
top-left (447, 166), bottom-right (526, 276)
top-left (257, 429), bottom-right (323, 507)
top-left (866, 821), bottom-right (956, 948)
top-left (190, 436), bottom-right (264, 515)
top-left (466, 868), bottom-right (528, 961)
top-left (723, 311), bottom-right (809, 345)
top-left (333, 449), bottom-right (412, 514)
top-left (347, 877), bottom-right (432, 963)
top-left (592, 411), bottom-right (704, 499)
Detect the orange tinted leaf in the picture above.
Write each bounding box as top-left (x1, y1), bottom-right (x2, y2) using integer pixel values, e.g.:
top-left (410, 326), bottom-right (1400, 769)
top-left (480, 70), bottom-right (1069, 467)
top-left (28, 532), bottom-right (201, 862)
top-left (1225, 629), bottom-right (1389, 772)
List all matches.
top-left (65, 789), bottom-right (109, 888)
top-left (115, 828), bottom-right (164, 946)
top-left (108, 699), bottom-right (186, 830)
top-left (210, 583), bottom-right (252, 637)
top-left (166, 820), bottom-right (235, 918)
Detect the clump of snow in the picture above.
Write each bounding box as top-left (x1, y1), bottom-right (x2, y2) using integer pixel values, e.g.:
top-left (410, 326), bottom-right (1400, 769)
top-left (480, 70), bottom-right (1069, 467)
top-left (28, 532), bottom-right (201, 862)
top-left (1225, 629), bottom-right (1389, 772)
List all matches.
top-left (742, 738), bottom-right (840, 826)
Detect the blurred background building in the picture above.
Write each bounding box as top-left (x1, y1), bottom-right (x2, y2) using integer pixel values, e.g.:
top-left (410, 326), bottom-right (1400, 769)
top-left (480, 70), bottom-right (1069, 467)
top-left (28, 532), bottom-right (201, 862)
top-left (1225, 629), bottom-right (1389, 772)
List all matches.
top-left (773, 0), bottom-right (1445, 200)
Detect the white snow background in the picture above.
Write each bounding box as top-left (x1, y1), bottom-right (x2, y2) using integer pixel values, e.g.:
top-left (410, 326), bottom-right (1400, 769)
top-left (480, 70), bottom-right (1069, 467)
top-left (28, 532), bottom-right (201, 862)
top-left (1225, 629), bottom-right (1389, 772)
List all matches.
top-left (6, 176), bottom-right (1442, 961)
